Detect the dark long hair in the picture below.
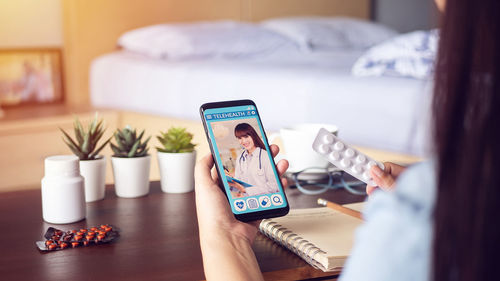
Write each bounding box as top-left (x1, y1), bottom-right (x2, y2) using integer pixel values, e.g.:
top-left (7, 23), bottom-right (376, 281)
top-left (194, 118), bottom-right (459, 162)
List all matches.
top-left (432, 1), bottom-right (500, 280)
top-left (234, 123), bottom-right (266, 151)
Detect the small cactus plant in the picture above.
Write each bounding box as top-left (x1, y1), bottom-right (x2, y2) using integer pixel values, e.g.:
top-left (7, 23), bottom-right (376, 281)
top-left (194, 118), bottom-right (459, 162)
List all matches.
top-left (156, 127), bottom-right (196, 153)
top-left (60, 114), bottom-right (111, 160)
top-left (110, 126), bottom-right (151, 158)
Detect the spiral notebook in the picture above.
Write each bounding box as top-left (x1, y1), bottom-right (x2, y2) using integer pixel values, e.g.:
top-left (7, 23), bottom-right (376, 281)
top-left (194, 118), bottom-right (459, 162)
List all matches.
top-left (259, 203), bottom-right (364, 272)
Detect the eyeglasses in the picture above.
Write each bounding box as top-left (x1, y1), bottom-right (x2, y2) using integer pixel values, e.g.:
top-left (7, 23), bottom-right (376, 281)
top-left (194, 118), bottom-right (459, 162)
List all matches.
top-left (289, 167), bottom-right (366, 195)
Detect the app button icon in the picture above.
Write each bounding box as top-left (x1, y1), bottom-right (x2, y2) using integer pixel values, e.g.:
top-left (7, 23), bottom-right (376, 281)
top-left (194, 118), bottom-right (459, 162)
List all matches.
top-left (234, 199), bottom-right (246, 211)
top-left (206, 114), bottom-right (212, 119)
top-left (271, 194), bottom-right (284, 206)
top-left (259, 196), bottom-right (271, 208)
top-left (246, 198), bottom-right (259, 209)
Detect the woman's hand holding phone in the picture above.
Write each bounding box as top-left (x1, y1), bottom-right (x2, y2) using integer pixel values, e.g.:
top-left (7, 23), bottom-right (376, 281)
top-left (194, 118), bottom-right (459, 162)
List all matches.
top-left (195, 144), bottom-right (288, 281)
top-left (195, 144), bottom-right (288, 243)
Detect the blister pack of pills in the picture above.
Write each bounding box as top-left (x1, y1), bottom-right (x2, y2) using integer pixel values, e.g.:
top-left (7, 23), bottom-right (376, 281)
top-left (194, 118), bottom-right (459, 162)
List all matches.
top-left (35, 224), bottom-right (119, 252)
top-left (312, 128), bottom-right (384, 186)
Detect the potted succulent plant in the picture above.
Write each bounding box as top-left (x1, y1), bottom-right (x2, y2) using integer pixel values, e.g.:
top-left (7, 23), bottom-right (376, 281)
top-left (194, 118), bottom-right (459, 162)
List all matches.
top-left (156, 127), bottom-right (197, 193)
top-left (60, 114), bottom-right (110, 202)
top-left (110, 126), bottom-right (151, 198)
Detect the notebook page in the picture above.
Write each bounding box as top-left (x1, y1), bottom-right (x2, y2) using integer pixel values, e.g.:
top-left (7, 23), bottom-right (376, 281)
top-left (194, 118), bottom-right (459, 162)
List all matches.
top-left (267, 203), bottom-right (363, 269)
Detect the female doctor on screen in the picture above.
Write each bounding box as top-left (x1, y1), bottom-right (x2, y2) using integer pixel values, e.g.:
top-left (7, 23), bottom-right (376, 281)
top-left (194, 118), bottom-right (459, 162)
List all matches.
top-left (228, 123), bottom-right (278, 196)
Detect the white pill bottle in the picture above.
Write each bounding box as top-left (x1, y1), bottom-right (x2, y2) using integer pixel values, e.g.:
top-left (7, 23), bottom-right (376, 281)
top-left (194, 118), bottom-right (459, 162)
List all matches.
top-left (41, 155), bottom-right (86, 224)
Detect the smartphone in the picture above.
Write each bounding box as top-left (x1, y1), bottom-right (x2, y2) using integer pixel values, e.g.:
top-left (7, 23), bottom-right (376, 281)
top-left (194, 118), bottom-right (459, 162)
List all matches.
top-left (200, 99), bottom-right (289, 222)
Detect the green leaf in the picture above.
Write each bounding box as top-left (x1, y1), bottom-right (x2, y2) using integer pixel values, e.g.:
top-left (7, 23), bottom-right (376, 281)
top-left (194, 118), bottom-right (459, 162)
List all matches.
top-left (91, 119), bottom-right (103, 139)
top-left (89, 114), bottom-right (98, 135)
top-left (74, 125), bottom-right (84, 146)
top-left (137, 130), bottom-right (145, 142)
top-left (72, 117), bottom-right (85, 145)
top-left (81, 133), bottom-right (90, 155)
top-left (156, 135), bottom-right (165, 146)
top-left (110, 142), bottom-right (121, 156)
top-left (128, 139), bottom-right (141, 157)
top-left (63, 138), bottom-right (84, 159)
top-left (60, 128), bottom-right (82, 153)
top-left (89, 136), bottom-right (111, 159)
top-left (114, 131), bottom-right (122, 146)
top-left (124, 128), bottom-right (132, 145)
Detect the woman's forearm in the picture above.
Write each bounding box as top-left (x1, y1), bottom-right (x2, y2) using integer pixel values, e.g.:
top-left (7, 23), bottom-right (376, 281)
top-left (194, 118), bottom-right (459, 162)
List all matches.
top-left (200, 228), bottom-right (264, 281)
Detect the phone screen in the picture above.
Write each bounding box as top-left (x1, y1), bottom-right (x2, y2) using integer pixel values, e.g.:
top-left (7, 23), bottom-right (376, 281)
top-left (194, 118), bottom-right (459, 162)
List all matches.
top-left (201, 102), bottom-right (288, 218)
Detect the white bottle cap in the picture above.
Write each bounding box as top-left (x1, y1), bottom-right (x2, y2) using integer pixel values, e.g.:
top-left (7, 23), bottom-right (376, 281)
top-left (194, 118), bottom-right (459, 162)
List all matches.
top-left (44, 155), bottom-right (80, 177)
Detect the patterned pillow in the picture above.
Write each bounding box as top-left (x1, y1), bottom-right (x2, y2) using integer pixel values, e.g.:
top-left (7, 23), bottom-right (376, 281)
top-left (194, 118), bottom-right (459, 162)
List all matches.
top-left (351, 29), bottom-right (439, 79)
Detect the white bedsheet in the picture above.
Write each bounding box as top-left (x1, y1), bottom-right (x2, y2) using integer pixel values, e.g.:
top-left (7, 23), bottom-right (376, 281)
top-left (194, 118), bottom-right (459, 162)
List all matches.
top-left (90, 50), bottom-right (432, 156)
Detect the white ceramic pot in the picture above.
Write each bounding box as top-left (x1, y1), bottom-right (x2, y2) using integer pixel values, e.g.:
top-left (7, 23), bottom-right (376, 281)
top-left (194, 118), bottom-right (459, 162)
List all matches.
top-left (111, 155), bottom-right (151, 198)
top-left (79, 156), bottom-right (106, 202)
top-left (157, 151), bottom-right (196, 193)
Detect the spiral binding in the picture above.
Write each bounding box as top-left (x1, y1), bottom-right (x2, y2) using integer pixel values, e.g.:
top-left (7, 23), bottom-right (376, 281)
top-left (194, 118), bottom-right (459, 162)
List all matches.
top-left (260, 220), bottom-right (330, 271)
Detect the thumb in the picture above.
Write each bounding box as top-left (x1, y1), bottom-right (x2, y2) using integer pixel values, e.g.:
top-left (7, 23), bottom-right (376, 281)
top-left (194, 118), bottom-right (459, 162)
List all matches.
top-left (370, 165), bottom-right (396, 191)
top-left (195, 154), bottom-right (215, 184)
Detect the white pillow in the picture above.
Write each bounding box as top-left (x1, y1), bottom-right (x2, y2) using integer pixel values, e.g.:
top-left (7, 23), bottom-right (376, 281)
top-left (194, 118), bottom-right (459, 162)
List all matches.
top-left (260, 17), bottom-right (398, 51)
top-left (118, 20), bottom-right (297, 59)
top-left (351, 29), bottom-right (439, 79)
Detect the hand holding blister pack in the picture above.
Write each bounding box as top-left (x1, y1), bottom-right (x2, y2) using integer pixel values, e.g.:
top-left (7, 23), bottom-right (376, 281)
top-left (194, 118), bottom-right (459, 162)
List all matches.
top-left (312, 128), bottom-right (384, 187)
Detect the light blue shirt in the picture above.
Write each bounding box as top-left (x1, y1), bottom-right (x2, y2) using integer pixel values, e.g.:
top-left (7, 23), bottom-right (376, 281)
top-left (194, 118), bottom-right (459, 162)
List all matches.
top-left (340, 161), bottom-right (436, 281)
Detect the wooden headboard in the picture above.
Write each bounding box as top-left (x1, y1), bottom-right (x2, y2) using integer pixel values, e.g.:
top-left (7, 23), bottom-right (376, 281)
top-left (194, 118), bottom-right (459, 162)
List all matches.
top-left (62, 0), bottom-right (370, 106)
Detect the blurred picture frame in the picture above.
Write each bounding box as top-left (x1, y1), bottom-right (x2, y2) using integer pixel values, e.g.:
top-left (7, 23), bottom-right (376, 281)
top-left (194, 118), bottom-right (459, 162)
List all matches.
top-left (0, 48), bottom-right (63, 107)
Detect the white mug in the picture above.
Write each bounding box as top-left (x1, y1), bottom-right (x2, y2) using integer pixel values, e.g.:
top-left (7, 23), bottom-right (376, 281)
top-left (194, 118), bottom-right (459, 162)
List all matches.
top-left (270, 124), bottom-right (338, 172)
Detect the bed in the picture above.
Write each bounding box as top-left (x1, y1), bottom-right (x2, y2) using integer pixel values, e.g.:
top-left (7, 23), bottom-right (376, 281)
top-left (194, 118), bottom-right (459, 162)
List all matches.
top-left (90, 44), bottom-right (433, 156)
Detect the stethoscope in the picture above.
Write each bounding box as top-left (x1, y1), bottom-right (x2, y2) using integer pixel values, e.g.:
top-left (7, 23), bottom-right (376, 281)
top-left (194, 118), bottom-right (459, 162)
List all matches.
top-left (238, 148), bottom-right (263, 175)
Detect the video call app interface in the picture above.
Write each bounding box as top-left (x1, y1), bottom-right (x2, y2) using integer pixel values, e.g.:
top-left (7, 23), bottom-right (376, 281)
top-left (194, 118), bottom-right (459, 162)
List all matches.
top-left (204, 105), bottom-right (287, 214)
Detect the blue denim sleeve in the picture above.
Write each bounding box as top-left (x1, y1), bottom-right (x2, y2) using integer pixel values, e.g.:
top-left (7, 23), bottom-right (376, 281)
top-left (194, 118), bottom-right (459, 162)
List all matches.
top-left (339, 161), bottom-right (435, 281)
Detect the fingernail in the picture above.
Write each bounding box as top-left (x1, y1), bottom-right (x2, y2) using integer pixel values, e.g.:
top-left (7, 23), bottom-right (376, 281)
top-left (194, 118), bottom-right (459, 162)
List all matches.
top-left (372, 166), bottom-right (383, 177)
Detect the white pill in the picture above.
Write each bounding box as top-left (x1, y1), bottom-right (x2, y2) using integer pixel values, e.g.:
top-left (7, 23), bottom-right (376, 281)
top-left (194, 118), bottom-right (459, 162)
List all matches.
top-left (340, 158), bottom-right (351, 168)
top-left (318, 144), bottom-right (330, 154)
top-left (352, 165), bottom-right (363, 174)
top-left (329, 151), bottom-right (340, 161)
top-left (344, 148), bottom-right (355, 158)
top-left (333, 142), bottom-right (344, 151)
top-left (323, 134), bottom-right (334, 144)
top-left (363, 171), bottom-right (371, 181)
top-left (356, 155), bottom-right (366, 163)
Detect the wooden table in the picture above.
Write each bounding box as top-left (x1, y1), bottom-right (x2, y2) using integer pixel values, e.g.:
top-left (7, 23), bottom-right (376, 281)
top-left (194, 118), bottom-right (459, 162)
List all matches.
top-left (0, 181), bottom-right (365, 280)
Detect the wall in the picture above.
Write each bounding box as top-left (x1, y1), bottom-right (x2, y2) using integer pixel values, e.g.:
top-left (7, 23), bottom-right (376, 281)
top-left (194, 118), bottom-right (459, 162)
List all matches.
top-left (0, 0), bottom-right (63, 48)
top-left (375, 0), bottom-right (439, 32)
top-left (62, 0), bottom-right (243, 107)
